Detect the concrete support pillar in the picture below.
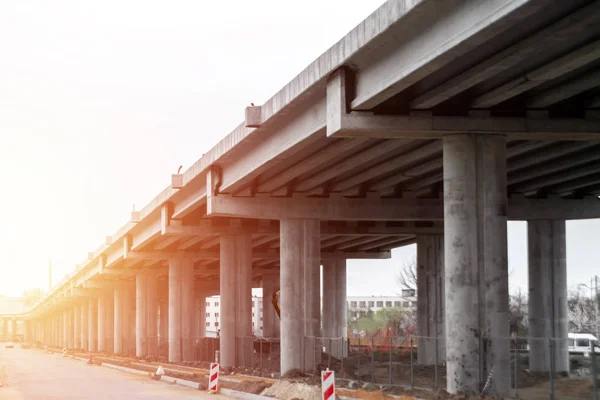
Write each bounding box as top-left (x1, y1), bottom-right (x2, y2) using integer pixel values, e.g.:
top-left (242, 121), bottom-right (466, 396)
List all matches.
top-left (417, 235), bottom-right (445, 365)
top-left (322, 259), bottom-right (347, 359)
top-left (62, 310), bottom-right (68, 348)
top-left (443, 134), bottom-right (509, 396)
top-left (88, 297), bottom-right (97, 352)
top-left (168, 259), bottom-right (182, 362)
top-left (136, 272), bottom-right (148, 358)
top-left (280, 219), bottom-right (320, 375)
top-left (528, 220), bottom-right (568, 373)
top-left (81, 300), bottom-right (88, 351)
top-left (124, 287), bottom-right (134, 356)
top-left (159, 300), bottom-right (168, 351)
top-left (147, 276), bottom-right (158, 358)
top-left (98, 292), bottom-right (106, 352)
top-left (262, 272), bottom-right (280, 339)
top-left (74, 304), bottom-right (81, 349)
top-left (181, 262), bottom-right (194, 362)
top-left (114, 288), bottom-right (124, 354)
top-left (220, 234), bottom-right (253, 368)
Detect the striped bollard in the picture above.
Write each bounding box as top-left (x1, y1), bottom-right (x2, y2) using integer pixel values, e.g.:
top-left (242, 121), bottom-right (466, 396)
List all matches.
top-left (208, 362), bottom-right (219, 393)
top-left (321, 368), bottom-right (335, 400)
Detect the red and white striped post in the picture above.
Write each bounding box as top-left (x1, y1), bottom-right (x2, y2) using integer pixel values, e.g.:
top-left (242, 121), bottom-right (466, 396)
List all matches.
top-left (208, 362), bottom-right (219, 393)
top-left (321, 368), bottom-right (335, 400)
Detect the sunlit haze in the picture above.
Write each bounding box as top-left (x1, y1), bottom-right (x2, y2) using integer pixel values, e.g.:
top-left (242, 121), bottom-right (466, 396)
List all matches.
top-left (0, 0), bottom-right (598, 298)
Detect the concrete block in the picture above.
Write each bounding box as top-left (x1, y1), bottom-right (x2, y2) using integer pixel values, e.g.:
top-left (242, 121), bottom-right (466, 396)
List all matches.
top-left (171, 174), bottom-right (183, 189)
top-left (245, 105), bottom-right (262, 128)
top-left (131, 211), bottom-right (141, 223)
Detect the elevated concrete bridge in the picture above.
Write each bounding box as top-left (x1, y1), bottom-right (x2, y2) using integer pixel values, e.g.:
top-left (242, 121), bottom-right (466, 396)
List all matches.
top-left (17, 0), bottom-right (600, 396)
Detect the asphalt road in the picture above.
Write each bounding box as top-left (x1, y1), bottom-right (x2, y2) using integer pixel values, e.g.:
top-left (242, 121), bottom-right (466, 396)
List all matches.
top-left (0, 344), bottom-right (230, 400)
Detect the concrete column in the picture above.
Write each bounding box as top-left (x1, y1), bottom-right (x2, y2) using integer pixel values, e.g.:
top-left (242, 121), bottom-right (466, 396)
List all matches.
top-left (98, 292), bottom-right (106, 352)
top-left (136, 272), bottom-right (148, 358)
top-left (81, 300), bottom-right (88, 350)
top-left (417, 235), bottom-right (445, 365)
top-left (322, 259), bottom-right (347, 359)
top-left (181, 262), bottom-right (194, 362)
top-left (159, 300), bottom-right (168, 352)
top-left (168, 259), bottom-right (183, 362)
top-left (528, 220), bottom-right (568, 373)
top-left (88, 297), bottom-right (97, 352)
top-left (220, 234), bottom-right (253, 368)
top-left (114, 288), bottom-right (124, 354)
top-left (123, 287), bottom-right (134, 356)
top-left (262, 272), bottom-right (280, 339)
top-left (62, 310), bottom-right (68, 348)
top-left (280, 219), bottom-right (320, 375)
top-left (74, 304), bottom-right (81, 349)
top-left (147, 276), bottom-right (158, 358)
top-left (443, 134), bottom-right (509, 397)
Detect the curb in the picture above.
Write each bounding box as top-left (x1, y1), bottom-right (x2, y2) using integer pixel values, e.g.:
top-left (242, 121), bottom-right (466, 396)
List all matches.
top-left (159, 374), bottom-right (201, 389)
top-left (101, 362), bottom-right (151, 377)
top-left (220, 388), bottom-right (273, 400)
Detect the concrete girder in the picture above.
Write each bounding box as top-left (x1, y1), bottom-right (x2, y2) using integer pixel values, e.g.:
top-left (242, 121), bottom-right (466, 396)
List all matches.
top-left (333, 236), bottom-right (385, 251)
top-left (545, 174), bottom-right (600, 195)
top-left (379, 237), bottom-right (416, 251)
top-left (176, 236), bottom-right (205, 250)
top-left (356, 236), bottom-right (413, 251)
top-left (331, 140), bottom-right (442, 194)
top-left (293, 140), bottom-right (416, 193)
top-left (328, 111), bottom-right (600, 141)
top-left (350, 0), bottom-right (545, 110)
top-left (207, 191), bottom-right (600, 221)
top-left (164, 221), bottom-right (279, 237)
top-left (257, 138), bottom-right (368, 193)
top-left (197, 236), bottom-right (220, 249)
top-left (125, 249), bottom-right (389, 261)
top-left (473, 39), bottom-right (600, 108)
top-left (513, 162), bottom-right (600, 194)
top-left (508, 145), bottom-right (600, 186)
top-left (153, 236), bottom-right (180, 250)
top-left (399, 141), bottom-right (595, 194)
top-left (527, 69), bottom-right (600, 108)
top-left (410, 2), bottom-right (600, 110)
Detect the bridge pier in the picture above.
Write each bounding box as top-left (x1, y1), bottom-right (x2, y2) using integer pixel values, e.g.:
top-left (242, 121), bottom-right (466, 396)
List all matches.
top-left (88, 298), bottom-right (97, 352)
top-left (443, 134), bottom-right (510, 397)
top-left (417, 235), bottom-right (445, 365)
top-left (528, 220), bottom-right (568, 373)
top-left (322, 259), bottom-right (347, 358)
top-left (74, 304), bottom-right (81, 349)
top-left (280, 219), bottom-right (321, 375)
top-left (147, 275), bottom-right (158, 358)
top-left (219, 234), bottom-right (253, 368)
top-left (136, 272), bottom-right (148, 358)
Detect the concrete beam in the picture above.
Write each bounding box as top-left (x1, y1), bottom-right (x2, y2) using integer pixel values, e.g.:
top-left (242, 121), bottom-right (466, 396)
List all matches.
top-left (509, 145), bottom-right (600, 186)
top-left (257, 139), bottom-right (367, 193)
top-left (164, 220), bottom-right (279, 237)
top-left (330, 141), bottom-right (442, 194)
top-left (512, 162), bottom-right (600, 194)
top-left (350, 0), bottom-right (544, 110)
top-left (527, 69), bottom-right (600, 108)
top-left (473, 39), bottom-right (600, 108)
top-left (208, 192), bottom-right (442, 221)
top-left (327, 111), bottom-right (600, 141)
top-left (410, 2), bottom-right (600, 109)
top-left (294, 140), bottom-right (415, 193)
top-left (207, 191), bottom-right (600, 221)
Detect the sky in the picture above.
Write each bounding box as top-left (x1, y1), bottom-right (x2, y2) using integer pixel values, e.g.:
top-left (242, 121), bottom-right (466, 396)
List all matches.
top-left (0, 0), bottom-right (598, 298)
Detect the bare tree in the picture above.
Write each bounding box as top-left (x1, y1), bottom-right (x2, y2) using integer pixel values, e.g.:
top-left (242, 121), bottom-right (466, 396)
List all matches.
top-left (568, 287), bottom-right (600, 334)
top-left (509, 290), bottom-right (528, 335)
top-left (397, 258), bottom-right (417, 294)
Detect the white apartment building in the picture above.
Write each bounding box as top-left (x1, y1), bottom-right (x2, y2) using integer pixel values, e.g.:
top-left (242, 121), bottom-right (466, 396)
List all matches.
top-left (205, 295), bottom-right (264, 337)
top-left (203, 294), bottom-right (413, 337)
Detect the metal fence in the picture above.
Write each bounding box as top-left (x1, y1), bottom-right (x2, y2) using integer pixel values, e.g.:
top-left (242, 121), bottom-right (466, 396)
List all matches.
top-left (230, 334), bottom-right (598, 400)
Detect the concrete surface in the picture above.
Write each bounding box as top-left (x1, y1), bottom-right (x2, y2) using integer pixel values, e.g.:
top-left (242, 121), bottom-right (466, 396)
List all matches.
top-left (0, 345), bottom-right (230, 399)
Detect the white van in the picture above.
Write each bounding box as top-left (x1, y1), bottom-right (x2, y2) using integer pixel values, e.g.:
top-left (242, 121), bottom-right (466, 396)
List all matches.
top-left (568, 333), bottom-right (600, 355)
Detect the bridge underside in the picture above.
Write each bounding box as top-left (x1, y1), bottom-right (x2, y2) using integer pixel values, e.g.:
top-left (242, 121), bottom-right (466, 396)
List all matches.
top-left (22, 0), bottom-right (600, 397)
